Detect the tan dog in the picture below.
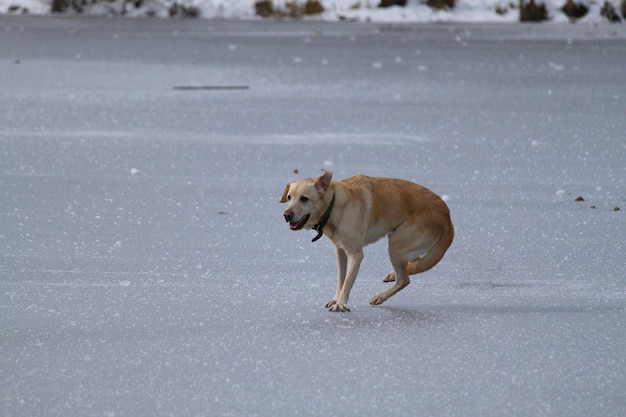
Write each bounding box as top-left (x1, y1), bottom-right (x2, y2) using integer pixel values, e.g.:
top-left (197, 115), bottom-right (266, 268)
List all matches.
top-left (281, 169), bottom-right (453, 312)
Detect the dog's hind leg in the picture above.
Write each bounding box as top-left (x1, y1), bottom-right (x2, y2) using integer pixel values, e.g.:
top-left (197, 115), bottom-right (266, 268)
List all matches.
top-left (382, 271), bottom-right (396, 282)
top-left (370, 258), bottom-right (410, 305)
top-left (382, 256), bottom-right (420, 282)
top-left (381, 220), bottom-right (453, 283)
top-left (371, 235), bottom-right (413, 305)
top-left (406, 224), bottom-right (453, 276)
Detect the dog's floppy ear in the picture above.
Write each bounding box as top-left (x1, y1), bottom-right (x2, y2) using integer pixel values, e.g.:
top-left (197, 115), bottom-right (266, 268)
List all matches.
top-left (315, 168), bottom-right (333, 193)
top-left (280, 182), bottom-right (291, 203)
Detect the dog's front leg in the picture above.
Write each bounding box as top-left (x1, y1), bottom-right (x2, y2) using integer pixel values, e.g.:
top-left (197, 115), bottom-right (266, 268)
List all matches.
top-left (325, 246), bottom-right (347, 310)
top-left (327, 249), bottom-right (363, 312)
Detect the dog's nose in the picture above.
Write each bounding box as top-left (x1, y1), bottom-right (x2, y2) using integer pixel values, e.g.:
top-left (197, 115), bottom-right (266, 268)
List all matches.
top-left (284, 210), bottom-right (293, 222)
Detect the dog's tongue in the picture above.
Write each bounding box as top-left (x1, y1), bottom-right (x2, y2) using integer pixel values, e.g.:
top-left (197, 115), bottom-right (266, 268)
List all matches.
top-left (289, 214), bottom-right (309, 230)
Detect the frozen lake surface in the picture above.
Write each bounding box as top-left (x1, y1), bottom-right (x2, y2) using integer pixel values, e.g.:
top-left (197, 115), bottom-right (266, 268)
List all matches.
top-left (1, 16), bottom-right (625, 417)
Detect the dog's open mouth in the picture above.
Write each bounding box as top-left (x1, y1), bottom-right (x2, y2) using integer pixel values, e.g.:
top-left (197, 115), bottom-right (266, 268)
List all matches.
top-left (289, 214), bottom-right (310, 230)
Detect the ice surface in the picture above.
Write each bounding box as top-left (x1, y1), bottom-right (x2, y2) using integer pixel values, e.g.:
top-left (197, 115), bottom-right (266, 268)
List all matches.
top-left (1, 16), bottom-right (625, 417)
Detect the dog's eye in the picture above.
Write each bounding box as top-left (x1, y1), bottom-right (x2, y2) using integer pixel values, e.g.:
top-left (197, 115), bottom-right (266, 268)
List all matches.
top-left (299, 196), bottom-right (309, 203)
top-left (287, 195), bottom-right (291, 201)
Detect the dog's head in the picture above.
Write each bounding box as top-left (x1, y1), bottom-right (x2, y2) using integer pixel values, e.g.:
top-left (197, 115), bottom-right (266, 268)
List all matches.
top-left (280, 169), bottom-right (333, 231)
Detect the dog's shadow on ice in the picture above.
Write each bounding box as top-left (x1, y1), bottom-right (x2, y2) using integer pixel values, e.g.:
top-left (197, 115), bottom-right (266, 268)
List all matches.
top-left (308, 305), bottom-right (446, 333)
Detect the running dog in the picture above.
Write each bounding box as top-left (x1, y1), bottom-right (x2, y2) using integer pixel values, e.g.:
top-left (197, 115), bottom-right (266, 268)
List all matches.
top-left (280, 169), bottom-right (453, 312)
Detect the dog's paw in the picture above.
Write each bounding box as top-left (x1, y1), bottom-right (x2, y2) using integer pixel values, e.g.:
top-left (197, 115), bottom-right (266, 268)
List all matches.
top-left (327, 302), bottom-right (350, 312)
top-left (382, 272), bottom-right (396, 282)
top-left (369, 293), bottom-right (386, 305)
top-left (324, 299), bottom-right (337, 309)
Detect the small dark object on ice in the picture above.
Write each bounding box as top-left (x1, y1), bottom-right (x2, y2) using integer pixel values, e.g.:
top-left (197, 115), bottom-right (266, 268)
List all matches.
top-left (574, 196), bottom-right (585, 202)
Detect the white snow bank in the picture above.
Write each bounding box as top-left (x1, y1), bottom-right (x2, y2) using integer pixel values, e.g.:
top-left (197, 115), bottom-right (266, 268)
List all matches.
top-left (1, 0), bottom-right (625, 23)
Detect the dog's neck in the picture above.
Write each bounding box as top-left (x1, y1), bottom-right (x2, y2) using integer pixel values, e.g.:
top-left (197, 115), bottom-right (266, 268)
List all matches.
top-left (312, 189), bottom-right (335, 243)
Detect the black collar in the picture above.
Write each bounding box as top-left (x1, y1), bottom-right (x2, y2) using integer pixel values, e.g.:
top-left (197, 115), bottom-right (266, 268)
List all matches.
top-left (312, 190), bottom-right (335, 243)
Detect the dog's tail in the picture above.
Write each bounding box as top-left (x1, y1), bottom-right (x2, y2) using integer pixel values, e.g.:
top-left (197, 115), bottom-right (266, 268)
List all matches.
top-left (407, 217), bottom-right (454, 275)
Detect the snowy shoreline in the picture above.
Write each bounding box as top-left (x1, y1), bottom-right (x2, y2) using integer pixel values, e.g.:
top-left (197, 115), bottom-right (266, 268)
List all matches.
top-left (1, 0), bottom-right (625, 23)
